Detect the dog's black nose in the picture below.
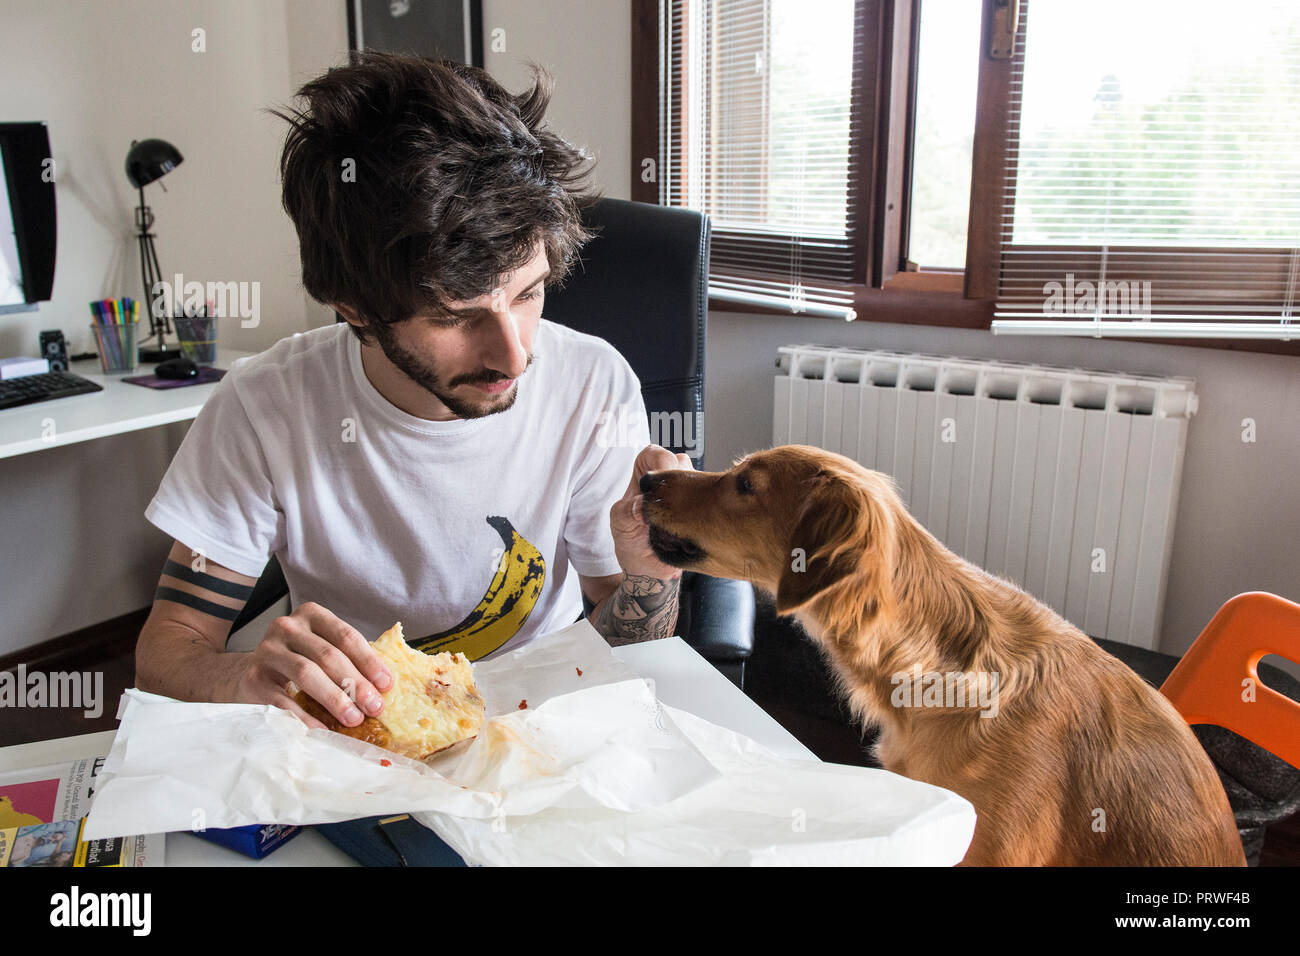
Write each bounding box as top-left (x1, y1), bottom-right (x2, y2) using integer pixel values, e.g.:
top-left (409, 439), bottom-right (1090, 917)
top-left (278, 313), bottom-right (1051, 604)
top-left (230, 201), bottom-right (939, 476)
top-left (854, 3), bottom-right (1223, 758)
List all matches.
top-left (639, 472), bottom-right (663, 494)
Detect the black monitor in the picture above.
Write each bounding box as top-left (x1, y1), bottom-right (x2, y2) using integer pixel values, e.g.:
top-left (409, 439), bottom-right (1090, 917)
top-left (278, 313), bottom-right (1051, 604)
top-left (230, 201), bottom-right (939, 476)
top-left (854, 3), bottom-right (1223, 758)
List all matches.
top-left (0, 122), bottom-right (57, 312)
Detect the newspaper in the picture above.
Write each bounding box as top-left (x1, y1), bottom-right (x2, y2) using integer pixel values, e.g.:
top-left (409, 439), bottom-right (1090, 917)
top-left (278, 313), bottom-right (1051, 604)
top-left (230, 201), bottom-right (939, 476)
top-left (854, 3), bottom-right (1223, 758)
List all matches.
top-left (0, 755), bottom-right (162, 867)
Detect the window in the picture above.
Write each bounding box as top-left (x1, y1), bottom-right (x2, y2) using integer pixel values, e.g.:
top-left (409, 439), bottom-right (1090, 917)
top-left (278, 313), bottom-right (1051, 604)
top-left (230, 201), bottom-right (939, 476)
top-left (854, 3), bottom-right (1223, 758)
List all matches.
top-left (906, 0), bottom-right (980, 271)
top-left (633, 0), bottom-right (1300, 351)
top-left (654, 0), bottom-right (867, 319)
top-left (980, 0), bottom-right (1300, 340)
top-left (634, 0), bottom-right (997, 331)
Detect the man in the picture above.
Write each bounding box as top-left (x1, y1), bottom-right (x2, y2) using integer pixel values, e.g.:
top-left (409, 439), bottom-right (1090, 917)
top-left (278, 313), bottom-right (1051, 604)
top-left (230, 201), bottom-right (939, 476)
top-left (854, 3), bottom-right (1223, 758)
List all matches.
top-left (134, 53), bottom-right (690, 734)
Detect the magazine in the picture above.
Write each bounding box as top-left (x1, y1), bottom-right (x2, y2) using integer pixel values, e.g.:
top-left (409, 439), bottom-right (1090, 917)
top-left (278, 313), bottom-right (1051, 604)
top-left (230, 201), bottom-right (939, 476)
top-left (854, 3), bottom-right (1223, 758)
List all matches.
top-left (0, 756), bottom-right (162, 867)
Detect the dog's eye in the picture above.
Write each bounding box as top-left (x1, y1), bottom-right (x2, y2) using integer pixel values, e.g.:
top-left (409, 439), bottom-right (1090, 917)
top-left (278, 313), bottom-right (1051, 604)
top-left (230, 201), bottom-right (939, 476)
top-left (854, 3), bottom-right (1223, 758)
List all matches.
top-left (735, 473), bottom-right (754, 496)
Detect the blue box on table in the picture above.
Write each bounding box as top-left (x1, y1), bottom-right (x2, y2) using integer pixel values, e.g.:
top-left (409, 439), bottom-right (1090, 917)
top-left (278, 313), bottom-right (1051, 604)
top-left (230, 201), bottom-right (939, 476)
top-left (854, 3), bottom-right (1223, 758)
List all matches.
top-left (191, 823), bottom-right (302, 859)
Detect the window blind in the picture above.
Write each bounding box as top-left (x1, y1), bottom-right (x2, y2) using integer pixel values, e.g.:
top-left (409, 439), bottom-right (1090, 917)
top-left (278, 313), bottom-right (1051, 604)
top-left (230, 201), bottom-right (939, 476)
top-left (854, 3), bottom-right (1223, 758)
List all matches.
top-left (991, 0), bottom-right (1300, 340)
top-left (660, 0), bottom-right (865, 319)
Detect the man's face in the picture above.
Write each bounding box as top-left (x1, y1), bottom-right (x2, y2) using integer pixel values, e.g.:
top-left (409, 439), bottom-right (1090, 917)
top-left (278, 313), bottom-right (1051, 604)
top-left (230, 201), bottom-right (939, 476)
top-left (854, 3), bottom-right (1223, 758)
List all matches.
top-left (369, 241), bottom-right (549, 419)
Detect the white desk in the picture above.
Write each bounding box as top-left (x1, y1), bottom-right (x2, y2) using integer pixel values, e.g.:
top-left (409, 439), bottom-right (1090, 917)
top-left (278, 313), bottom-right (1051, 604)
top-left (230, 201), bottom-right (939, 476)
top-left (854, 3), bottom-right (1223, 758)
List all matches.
top-left (0, 351), bottom-right (257, 460)
top-left (0, 637), bottom-right (817, 866)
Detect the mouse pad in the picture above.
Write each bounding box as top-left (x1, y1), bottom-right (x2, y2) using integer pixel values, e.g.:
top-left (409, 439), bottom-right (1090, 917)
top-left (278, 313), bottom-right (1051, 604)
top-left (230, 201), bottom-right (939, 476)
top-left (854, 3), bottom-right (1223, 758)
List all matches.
top-left (122, 367), bottom-right (227, 389)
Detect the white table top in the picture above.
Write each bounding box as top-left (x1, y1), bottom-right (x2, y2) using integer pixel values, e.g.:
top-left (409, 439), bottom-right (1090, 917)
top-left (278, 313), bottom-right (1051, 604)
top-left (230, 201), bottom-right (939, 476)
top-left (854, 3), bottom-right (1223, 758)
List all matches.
top-left (0, 350), bottom-right (258, 460)
top-left (0, 636), bottom-right (817, 866)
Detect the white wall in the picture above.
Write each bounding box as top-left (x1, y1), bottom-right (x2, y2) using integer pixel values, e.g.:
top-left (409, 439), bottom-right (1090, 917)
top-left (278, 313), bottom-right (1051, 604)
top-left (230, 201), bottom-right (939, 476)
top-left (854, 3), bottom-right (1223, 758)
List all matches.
top-left (0, 0), bottom-right (338, 650)
top-left (0, 0), bottom-right (323, 360)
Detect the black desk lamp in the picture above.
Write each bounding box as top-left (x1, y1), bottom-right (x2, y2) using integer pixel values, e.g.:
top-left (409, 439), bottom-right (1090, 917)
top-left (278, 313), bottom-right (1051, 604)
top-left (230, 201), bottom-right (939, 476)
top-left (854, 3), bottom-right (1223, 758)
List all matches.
top-left (126, 138), bottom-right (184, 362)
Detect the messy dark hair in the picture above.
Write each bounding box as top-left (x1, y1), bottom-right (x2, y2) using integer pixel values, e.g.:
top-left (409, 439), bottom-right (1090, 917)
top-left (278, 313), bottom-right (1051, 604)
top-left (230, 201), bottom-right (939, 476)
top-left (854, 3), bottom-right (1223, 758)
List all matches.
top-left (268, 52), bottom-right (599, 344)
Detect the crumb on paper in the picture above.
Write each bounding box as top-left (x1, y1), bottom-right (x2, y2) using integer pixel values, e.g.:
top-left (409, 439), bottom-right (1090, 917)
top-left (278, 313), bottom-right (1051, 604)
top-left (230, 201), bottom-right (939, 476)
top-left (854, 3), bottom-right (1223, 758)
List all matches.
top-left (380, 758), bottom-right (392, 767)
top-left (576, 667), bottom-right (583, 677)
top-left (518, 699), bottom-right (527, 710)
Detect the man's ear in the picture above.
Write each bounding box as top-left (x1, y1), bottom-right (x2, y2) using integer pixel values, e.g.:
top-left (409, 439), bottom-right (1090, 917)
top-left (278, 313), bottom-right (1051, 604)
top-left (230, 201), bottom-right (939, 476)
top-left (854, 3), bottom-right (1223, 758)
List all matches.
top-left (775, 474), bottom-right (895, 623)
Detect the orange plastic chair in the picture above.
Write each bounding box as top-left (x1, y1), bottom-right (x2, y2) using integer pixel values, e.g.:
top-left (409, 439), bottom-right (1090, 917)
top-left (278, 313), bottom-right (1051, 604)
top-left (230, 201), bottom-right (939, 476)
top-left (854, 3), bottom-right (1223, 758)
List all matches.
top-left (1161, 591), bottom-right (1300, 771)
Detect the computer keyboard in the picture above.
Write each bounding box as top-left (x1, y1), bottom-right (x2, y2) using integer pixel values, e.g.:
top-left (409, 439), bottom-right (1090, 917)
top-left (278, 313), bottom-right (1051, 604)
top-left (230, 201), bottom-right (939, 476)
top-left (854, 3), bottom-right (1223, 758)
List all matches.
top-left (0, 370), bottom-right (104, 410)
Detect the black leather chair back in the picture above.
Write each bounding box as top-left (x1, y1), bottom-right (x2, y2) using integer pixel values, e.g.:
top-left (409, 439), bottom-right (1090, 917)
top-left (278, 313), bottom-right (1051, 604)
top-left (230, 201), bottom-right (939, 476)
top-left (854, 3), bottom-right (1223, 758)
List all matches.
top-left (543, 198), bottom-right (709, 468)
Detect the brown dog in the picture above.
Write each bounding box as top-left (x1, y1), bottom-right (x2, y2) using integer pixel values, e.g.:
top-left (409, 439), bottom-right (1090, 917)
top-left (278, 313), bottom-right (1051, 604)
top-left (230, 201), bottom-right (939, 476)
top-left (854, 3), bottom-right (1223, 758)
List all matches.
top-left (641, 444), bottom-right (1244, 866)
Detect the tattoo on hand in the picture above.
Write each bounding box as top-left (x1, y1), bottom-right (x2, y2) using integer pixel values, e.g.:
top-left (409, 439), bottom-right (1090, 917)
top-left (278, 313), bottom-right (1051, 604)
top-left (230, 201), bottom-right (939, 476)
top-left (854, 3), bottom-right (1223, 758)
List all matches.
top-left (592, 574), bottom-right (681, 645)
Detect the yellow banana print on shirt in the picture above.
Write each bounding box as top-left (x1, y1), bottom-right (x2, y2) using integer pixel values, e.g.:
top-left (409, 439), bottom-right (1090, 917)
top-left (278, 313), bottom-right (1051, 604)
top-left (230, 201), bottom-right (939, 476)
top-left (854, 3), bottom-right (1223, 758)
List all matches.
top-left (411, 515), bottom-right (545, 661)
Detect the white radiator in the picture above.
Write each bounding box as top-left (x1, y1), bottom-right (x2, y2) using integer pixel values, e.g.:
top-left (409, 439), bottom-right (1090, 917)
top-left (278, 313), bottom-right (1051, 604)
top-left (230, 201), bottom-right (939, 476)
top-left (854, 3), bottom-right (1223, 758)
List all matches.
top-left (774, 345), bottom-right (1198, 650)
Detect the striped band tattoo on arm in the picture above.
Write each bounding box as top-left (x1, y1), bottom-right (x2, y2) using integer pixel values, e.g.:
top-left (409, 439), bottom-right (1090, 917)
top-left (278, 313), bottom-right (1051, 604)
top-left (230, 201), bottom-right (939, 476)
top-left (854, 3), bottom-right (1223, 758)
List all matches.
top-left (154, 559), bottom-right (255, 621)
top-left (152, 587), bottom-right (243, 621)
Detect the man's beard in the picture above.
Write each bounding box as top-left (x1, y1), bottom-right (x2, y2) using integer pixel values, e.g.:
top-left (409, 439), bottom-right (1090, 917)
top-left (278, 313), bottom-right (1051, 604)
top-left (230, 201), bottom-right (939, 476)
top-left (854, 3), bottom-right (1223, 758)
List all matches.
top-left (373, 324), bottom-right (533, 419)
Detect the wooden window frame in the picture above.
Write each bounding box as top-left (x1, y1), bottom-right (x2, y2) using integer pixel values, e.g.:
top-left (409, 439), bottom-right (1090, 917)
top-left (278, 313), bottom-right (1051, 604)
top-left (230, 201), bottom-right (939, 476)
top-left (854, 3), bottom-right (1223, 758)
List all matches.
top-left (966, 0), bottom-right (1300, 356)
top-left (632, 0), bottom-right (1300, 355)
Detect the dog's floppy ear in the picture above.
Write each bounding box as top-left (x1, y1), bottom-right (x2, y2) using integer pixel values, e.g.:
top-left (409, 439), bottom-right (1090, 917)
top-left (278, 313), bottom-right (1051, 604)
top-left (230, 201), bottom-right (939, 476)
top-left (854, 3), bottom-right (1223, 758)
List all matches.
top-left (775, 470), bottom-right (896, 625)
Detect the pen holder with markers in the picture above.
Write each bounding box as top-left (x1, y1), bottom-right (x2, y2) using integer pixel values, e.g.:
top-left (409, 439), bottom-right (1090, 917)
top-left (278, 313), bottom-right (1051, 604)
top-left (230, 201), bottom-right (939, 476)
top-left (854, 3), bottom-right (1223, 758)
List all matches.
top-left (174, 315), bottom-right (217, 366)
top-left (89, 321), bottom-right (140, 374)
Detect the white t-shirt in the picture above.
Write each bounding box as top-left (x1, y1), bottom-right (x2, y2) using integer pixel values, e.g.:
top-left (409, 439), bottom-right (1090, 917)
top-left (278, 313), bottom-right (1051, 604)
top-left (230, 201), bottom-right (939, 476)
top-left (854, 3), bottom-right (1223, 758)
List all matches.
top-left (144, 319), bottom-right (649, 660)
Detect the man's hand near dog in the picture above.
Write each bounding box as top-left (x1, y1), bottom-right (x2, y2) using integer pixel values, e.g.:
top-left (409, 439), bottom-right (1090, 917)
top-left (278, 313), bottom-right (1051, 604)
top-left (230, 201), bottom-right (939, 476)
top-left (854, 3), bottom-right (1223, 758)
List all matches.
top-left (585, 444), bottom-right (693, 646)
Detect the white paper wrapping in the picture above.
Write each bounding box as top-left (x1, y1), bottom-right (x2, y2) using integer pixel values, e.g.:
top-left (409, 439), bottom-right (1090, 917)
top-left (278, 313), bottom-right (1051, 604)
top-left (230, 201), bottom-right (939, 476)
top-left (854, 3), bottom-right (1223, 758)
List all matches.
top-left (81, 620), bottom-right (719, 840)
top-left (82, 617), bottom-right (976, 865)
top-left (418, 705), bottom-right (976, 866)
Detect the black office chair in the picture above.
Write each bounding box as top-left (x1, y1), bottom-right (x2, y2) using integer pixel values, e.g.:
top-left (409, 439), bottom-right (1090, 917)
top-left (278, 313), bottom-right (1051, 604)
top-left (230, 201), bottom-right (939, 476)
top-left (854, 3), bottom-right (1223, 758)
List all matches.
top-left (229, 198), bottom-right (756, 687)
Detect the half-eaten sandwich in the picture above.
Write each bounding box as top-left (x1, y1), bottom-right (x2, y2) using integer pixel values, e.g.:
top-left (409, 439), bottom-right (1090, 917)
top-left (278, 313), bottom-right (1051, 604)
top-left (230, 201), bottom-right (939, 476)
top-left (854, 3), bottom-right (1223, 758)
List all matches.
top-left (292, 622), bottom-right (486, 760)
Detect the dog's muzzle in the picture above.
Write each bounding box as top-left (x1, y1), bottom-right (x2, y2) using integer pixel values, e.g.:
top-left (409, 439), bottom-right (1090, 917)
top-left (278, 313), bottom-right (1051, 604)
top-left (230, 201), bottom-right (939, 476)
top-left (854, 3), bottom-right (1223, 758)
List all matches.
top-left (639, 472), bottom-right (707, 567)
top-left (646, 521), bottom-right (706, 566)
